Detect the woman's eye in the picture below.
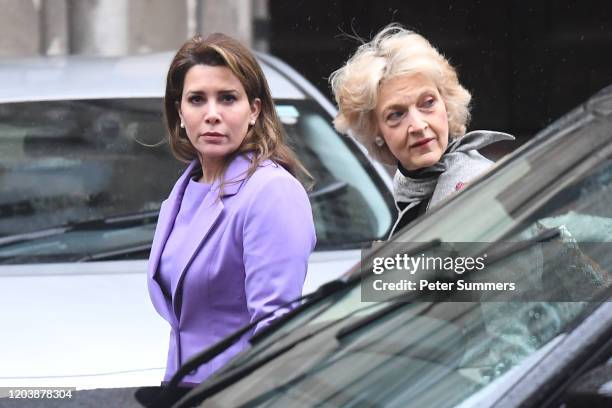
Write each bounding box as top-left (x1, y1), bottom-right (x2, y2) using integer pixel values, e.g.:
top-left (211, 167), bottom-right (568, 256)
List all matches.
top-left (421, 97), bottom-right (436, 109)
top-left (386, 111), bottom-right (404, 123)
top-left (220, 94), bottom-right (237, 103)
top-left (189, 95), bottom-right (203, 104)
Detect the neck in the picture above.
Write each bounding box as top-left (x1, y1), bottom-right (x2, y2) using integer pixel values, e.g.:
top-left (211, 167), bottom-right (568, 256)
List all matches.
top-left (199, 157), bottom-right (222, 183)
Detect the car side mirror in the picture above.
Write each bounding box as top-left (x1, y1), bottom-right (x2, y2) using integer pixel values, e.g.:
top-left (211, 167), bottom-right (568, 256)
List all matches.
top-left (563, 362), bottom-right (612, 408)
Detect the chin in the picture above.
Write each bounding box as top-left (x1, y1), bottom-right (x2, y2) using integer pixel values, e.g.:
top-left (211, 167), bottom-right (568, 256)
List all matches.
top-left (413, 156), bottom-right (441, 170)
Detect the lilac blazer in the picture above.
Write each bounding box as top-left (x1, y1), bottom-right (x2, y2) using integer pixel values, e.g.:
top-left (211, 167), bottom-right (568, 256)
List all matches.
top-left (147, 154), bottom-right (316, 384)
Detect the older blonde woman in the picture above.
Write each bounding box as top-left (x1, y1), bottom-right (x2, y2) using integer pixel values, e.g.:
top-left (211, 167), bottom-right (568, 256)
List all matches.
top-left (330, 24), bottom-right (513, 236)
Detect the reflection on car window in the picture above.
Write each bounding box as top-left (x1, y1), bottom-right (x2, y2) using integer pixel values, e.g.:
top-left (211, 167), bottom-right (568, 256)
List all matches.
top-left (277, 100), bottom-right (393, 248)
top-left (0, 98), bottom-right (393, 263)
top-left (198, 148), bottom-right (612, 407)
top-left (0, 98), bottom-right (173, 235)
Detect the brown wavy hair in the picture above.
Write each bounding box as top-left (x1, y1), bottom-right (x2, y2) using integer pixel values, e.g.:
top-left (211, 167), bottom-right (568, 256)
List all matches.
top-left (164, 33), bottom-right (311, 188)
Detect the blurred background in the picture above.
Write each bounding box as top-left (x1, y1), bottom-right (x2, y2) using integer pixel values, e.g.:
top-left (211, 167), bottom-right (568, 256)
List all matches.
top-left (1, 0), bottom-right (611, 144)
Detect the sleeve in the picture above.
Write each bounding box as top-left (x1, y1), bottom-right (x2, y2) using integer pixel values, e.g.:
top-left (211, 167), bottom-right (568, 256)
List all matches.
top-left (242, 172), bottom-right (316, 334)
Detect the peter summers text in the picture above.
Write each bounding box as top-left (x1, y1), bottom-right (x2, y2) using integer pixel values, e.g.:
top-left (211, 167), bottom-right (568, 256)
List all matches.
top-left (372, 279), bottom-right (516, 292)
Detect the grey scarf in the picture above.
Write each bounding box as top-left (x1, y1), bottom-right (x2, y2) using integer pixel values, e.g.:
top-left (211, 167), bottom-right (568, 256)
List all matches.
top-left (393, 130), bottom-right (515, 210)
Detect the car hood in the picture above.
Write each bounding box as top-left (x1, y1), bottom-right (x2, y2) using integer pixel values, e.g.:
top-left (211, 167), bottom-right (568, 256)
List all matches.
top-left (0, 260), bottom-right (167, 389)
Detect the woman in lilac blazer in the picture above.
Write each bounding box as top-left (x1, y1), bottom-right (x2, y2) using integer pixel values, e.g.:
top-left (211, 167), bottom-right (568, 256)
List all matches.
top-left (147, 33), bottom-right (316, 386)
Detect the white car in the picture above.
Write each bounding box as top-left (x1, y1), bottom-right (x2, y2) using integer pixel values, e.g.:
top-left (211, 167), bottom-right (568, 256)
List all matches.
top-left (0, 52), bottom-right (394, 390)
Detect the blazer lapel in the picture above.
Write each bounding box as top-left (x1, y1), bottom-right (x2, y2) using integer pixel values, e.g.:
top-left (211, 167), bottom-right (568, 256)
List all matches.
top-left (169, 154), bottom-right (253, 317)
top-left (148, 161), bottom-right (197, 282)
top-left (170, 190), bottom-right (224, 317)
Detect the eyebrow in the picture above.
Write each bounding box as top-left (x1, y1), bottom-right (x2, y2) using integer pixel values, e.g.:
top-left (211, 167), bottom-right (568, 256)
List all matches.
top-left (379, 87), bottom-right (438, 114)
top-left (185, 89), bottom-right (240, 95)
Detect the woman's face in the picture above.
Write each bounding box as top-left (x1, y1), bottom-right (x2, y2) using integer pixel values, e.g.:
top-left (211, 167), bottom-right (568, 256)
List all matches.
top-left (179, 64), bottom-right (260, 166)
top-left (375, 73), bottom-right (449, 170)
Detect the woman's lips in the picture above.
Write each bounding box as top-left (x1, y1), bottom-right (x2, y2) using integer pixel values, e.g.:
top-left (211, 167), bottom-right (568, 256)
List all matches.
top-left (201, 132), bottom-right (226, 142)
top-left (411, 137), bottom-right (434, 148)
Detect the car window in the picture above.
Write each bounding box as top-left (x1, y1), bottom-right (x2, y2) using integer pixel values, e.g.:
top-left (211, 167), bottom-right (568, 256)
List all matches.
top-left (277, 100), bottom-right (393, 248)
top-left (0, 98), bottom-right (172, 234)
top-left (197, 130), bottom-right (612, 407)
top-left (0, 98), bottom-right (393, 262)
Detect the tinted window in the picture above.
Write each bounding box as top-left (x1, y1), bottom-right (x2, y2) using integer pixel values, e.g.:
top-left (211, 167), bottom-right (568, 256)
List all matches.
top-left (196, 123), bottom-right (612, 407)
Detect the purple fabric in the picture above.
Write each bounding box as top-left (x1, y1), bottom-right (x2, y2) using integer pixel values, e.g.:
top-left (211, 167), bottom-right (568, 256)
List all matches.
top-left (147, 154), bottom-right (316, 383)
top-left (158, 178), bottom-right (211, 294)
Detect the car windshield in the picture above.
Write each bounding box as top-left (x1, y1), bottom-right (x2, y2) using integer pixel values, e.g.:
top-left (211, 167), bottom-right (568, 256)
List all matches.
top-left (183, 96), bottom-right (612, 407)
top-left (0, 98), bottom-right (393, 263)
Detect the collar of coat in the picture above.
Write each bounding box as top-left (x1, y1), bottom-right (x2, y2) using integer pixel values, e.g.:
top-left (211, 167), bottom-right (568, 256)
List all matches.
top-left (393, 130), bottom-right (515, 205)
top-left (169, 152), bottom-right (276, 203)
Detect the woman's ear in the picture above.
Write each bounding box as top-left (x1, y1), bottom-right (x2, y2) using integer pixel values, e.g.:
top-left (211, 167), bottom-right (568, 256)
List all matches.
top-left (178, 111), bottom-right (184, 127)
top-left (250, 98), bottom-right (261, 123)
top-left (175, 101), bottom-right (185, 128)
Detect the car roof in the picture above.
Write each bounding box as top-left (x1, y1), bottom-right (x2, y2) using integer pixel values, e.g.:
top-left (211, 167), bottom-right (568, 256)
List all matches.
top-left (0, 51), bottom-right (306, 103)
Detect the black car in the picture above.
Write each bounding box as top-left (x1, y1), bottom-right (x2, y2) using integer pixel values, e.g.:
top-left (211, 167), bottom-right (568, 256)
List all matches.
top-left (145, 85), bottom-right (612, 408)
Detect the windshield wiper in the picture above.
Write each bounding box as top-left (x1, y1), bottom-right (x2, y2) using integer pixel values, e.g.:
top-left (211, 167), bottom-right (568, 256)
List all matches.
top-left (482, 226), bottom-right (560, 265)
top-left (136, 240), bottom-right (442, 407)
top-left (337, 228), bottom-right (562, 343)
top-left (335, 300), bottom-right (410, 341)
top-left (135, 278), bottom-right (351, 408)
top-left (60, 209), bottom-right (159, 231)
top-left (308, 181), bottom-right (348, 200)
top-left (0, 226), bottom-right (69, 247)
top-left (199, 240), bottom-right (440, 369)
top-left (203, 228), bottom-right (560, 407)
top-left (143, 232), bottom-right (564, 407)
top-left (77, 243), bottom-right (153, 262)
top-left (170, 295), bottom-right (409, 408)
top-left (164, 240), bottom-right (439, 384)
top-left (0, 210), bottom-right (159, 249)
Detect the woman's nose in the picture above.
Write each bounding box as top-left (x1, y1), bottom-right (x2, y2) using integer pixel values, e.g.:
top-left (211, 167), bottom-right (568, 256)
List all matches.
top-left (407, 110), bottom-right (428, 133)
top-left (204, 103), bottom-right (221, 124)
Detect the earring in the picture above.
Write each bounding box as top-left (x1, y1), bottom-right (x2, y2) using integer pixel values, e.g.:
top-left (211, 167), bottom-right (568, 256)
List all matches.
top-left (250, 119), bottom-right (256, 125)
top-left (180, 122), bottom-right (185, 128)
top-left (375, 136), bottom-right (385, 147)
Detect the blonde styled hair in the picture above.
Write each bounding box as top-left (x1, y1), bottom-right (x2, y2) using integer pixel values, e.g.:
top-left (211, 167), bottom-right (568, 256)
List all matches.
top-left (329, 24), bottom-right (472, 164)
